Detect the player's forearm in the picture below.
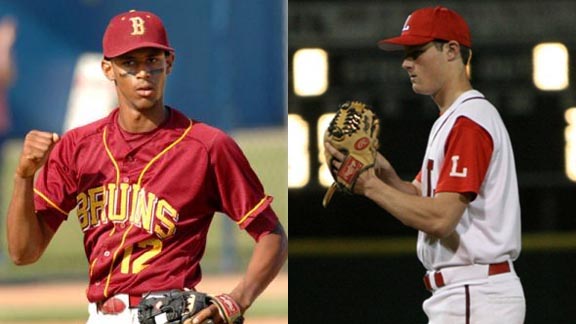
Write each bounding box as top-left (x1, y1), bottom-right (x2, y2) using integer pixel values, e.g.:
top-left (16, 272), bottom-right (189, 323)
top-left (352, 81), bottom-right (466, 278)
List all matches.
top-left (363, 177), bottom-right (465, 238)
top-left (230, 223), bottom-right (288, 312)
top-left (6, 175), bottom-right (52, 265)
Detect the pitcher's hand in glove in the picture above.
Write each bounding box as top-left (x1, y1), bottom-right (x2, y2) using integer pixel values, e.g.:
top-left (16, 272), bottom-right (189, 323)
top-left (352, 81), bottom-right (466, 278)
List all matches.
top-left (323, 101), bottom-right (380, 207)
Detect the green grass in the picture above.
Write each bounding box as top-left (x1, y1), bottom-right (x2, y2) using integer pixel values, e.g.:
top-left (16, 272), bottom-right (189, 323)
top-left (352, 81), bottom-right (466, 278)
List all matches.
top-left (0, 308), bottom-right (87, 321)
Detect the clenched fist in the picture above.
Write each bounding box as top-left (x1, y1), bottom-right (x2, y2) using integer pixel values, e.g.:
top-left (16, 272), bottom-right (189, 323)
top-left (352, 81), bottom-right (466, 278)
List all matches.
top-left (16, 130), bottom-right (60, 178)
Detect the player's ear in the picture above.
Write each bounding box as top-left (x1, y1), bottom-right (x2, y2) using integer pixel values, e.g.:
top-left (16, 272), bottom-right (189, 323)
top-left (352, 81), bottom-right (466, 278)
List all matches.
top-left (165, 52), bottom-right (175, 75)
top-left (446, 41), bottom-right (461, 62)
top-left (101, 59), bottom-right (115, 81)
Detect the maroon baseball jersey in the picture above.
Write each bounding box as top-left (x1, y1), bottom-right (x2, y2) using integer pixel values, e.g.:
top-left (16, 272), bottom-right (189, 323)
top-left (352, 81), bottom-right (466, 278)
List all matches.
top-left (34, 107), bottom-right (277, 302)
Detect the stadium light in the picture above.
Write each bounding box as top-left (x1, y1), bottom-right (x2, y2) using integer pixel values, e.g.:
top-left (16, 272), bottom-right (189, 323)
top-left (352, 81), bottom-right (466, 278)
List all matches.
top-left (288, 114), bottom-right (310, 188)
top-left (565, 108), bottom-right (576, 182)
top-left (533, 43), bottom-right (569, 91)
top-left (293, 48), bottom-right (328, 96)
top-left (317, 113), bottom-right (336, 187)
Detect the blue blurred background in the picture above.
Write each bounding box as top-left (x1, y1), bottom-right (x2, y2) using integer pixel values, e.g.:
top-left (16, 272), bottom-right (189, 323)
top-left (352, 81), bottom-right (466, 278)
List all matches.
top-left (0, 0), bottom-right (285, 135)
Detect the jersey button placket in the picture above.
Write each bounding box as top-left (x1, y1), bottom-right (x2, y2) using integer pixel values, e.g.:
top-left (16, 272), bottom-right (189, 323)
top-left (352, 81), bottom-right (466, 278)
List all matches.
top-left (122, 154), bottom-right (134, 183)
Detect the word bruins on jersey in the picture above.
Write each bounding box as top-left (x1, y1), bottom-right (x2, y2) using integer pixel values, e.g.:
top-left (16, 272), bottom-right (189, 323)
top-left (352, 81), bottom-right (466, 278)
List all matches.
top-left (76, 183), bottom-right (178, 239)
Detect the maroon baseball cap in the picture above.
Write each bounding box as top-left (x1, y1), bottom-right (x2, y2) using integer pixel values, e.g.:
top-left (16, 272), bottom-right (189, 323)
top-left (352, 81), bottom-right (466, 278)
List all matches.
top-left (378, 6), bottom-right (471, 51)
top-left (102, 10), bottom-right (174, 58)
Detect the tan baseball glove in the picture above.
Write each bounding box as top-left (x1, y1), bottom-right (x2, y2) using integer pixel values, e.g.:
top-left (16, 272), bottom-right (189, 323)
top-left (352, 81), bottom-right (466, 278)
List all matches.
top-left (323, 101), bottom-right (380, 207)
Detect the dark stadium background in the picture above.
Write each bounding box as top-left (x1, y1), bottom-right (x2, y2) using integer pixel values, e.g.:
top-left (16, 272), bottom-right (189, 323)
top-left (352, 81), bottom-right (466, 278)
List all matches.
top-left (289, 1), bottom-right (576, 323)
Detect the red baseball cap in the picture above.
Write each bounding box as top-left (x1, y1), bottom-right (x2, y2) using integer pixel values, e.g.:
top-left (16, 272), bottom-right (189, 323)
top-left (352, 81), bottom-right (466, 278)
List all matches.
top-left (378, 6), bottom-right (471, 51)
top-left (102, 10), bottom-right (174, 58)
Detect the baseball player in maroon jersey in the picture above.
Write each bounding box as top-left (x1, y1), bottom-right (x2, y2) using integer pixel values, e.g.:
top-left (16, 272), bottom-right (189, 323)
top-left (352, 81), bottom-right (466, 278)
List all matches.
top-left (326, 6), bottom-right (525, 323)
top-left (6, 10), bottom-right (287, 324)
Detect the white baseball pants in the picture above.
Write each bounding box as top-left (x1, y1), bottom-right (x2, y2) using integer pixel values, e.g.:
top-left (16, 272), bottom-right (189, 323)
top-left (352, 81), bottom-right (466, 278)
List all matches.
top-left (423, 271), bottom-right (525, 324)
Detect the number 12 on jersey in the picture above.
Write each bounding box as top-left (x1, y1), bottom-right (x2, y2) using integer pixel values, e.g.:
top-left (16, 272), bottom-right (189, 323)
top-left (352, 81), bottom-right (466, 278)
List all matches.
top-left (121, 238), bottom-right (163, 274)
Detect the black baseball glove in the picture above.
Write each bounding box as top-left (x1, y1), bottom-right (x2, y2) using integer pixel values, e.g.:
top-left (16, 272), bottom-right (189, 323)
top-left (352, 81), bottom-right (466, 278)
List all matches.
top-left (137, 290), bottom-right (244, 324)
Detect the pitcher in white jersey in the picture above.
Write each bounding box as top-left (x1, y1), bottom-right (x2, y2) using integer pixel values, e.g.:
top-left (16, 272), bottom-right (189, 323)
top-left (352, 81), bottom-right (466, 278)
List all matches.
top-left (325, 6), bottom-right (525, 324)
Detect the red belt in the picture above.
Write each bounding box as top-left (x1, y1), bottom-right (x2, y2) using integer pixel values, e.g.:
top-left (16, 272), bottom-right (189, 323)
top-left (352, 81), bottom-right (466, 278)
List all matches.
top-left (423, 261), bottom-right (511, 291)
top-left (97, 295), bottom-right (143, 315)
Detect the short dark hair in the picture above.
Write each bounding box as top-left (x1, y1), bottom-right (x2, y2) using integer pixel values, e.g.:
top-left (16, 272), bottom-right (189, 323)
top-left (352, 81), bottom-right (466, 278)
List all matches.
top-left (459, 46), bottom-right (471, 66)
top-left (433, 40), bottom-right (471, 65)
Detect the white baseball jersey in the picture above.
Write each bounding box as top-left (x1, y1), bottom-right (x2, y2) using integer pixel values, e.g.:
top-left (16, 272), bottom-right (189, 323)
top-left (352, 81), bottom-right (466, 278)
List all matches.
top-left (416, 90), bottom-right (521, 271)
